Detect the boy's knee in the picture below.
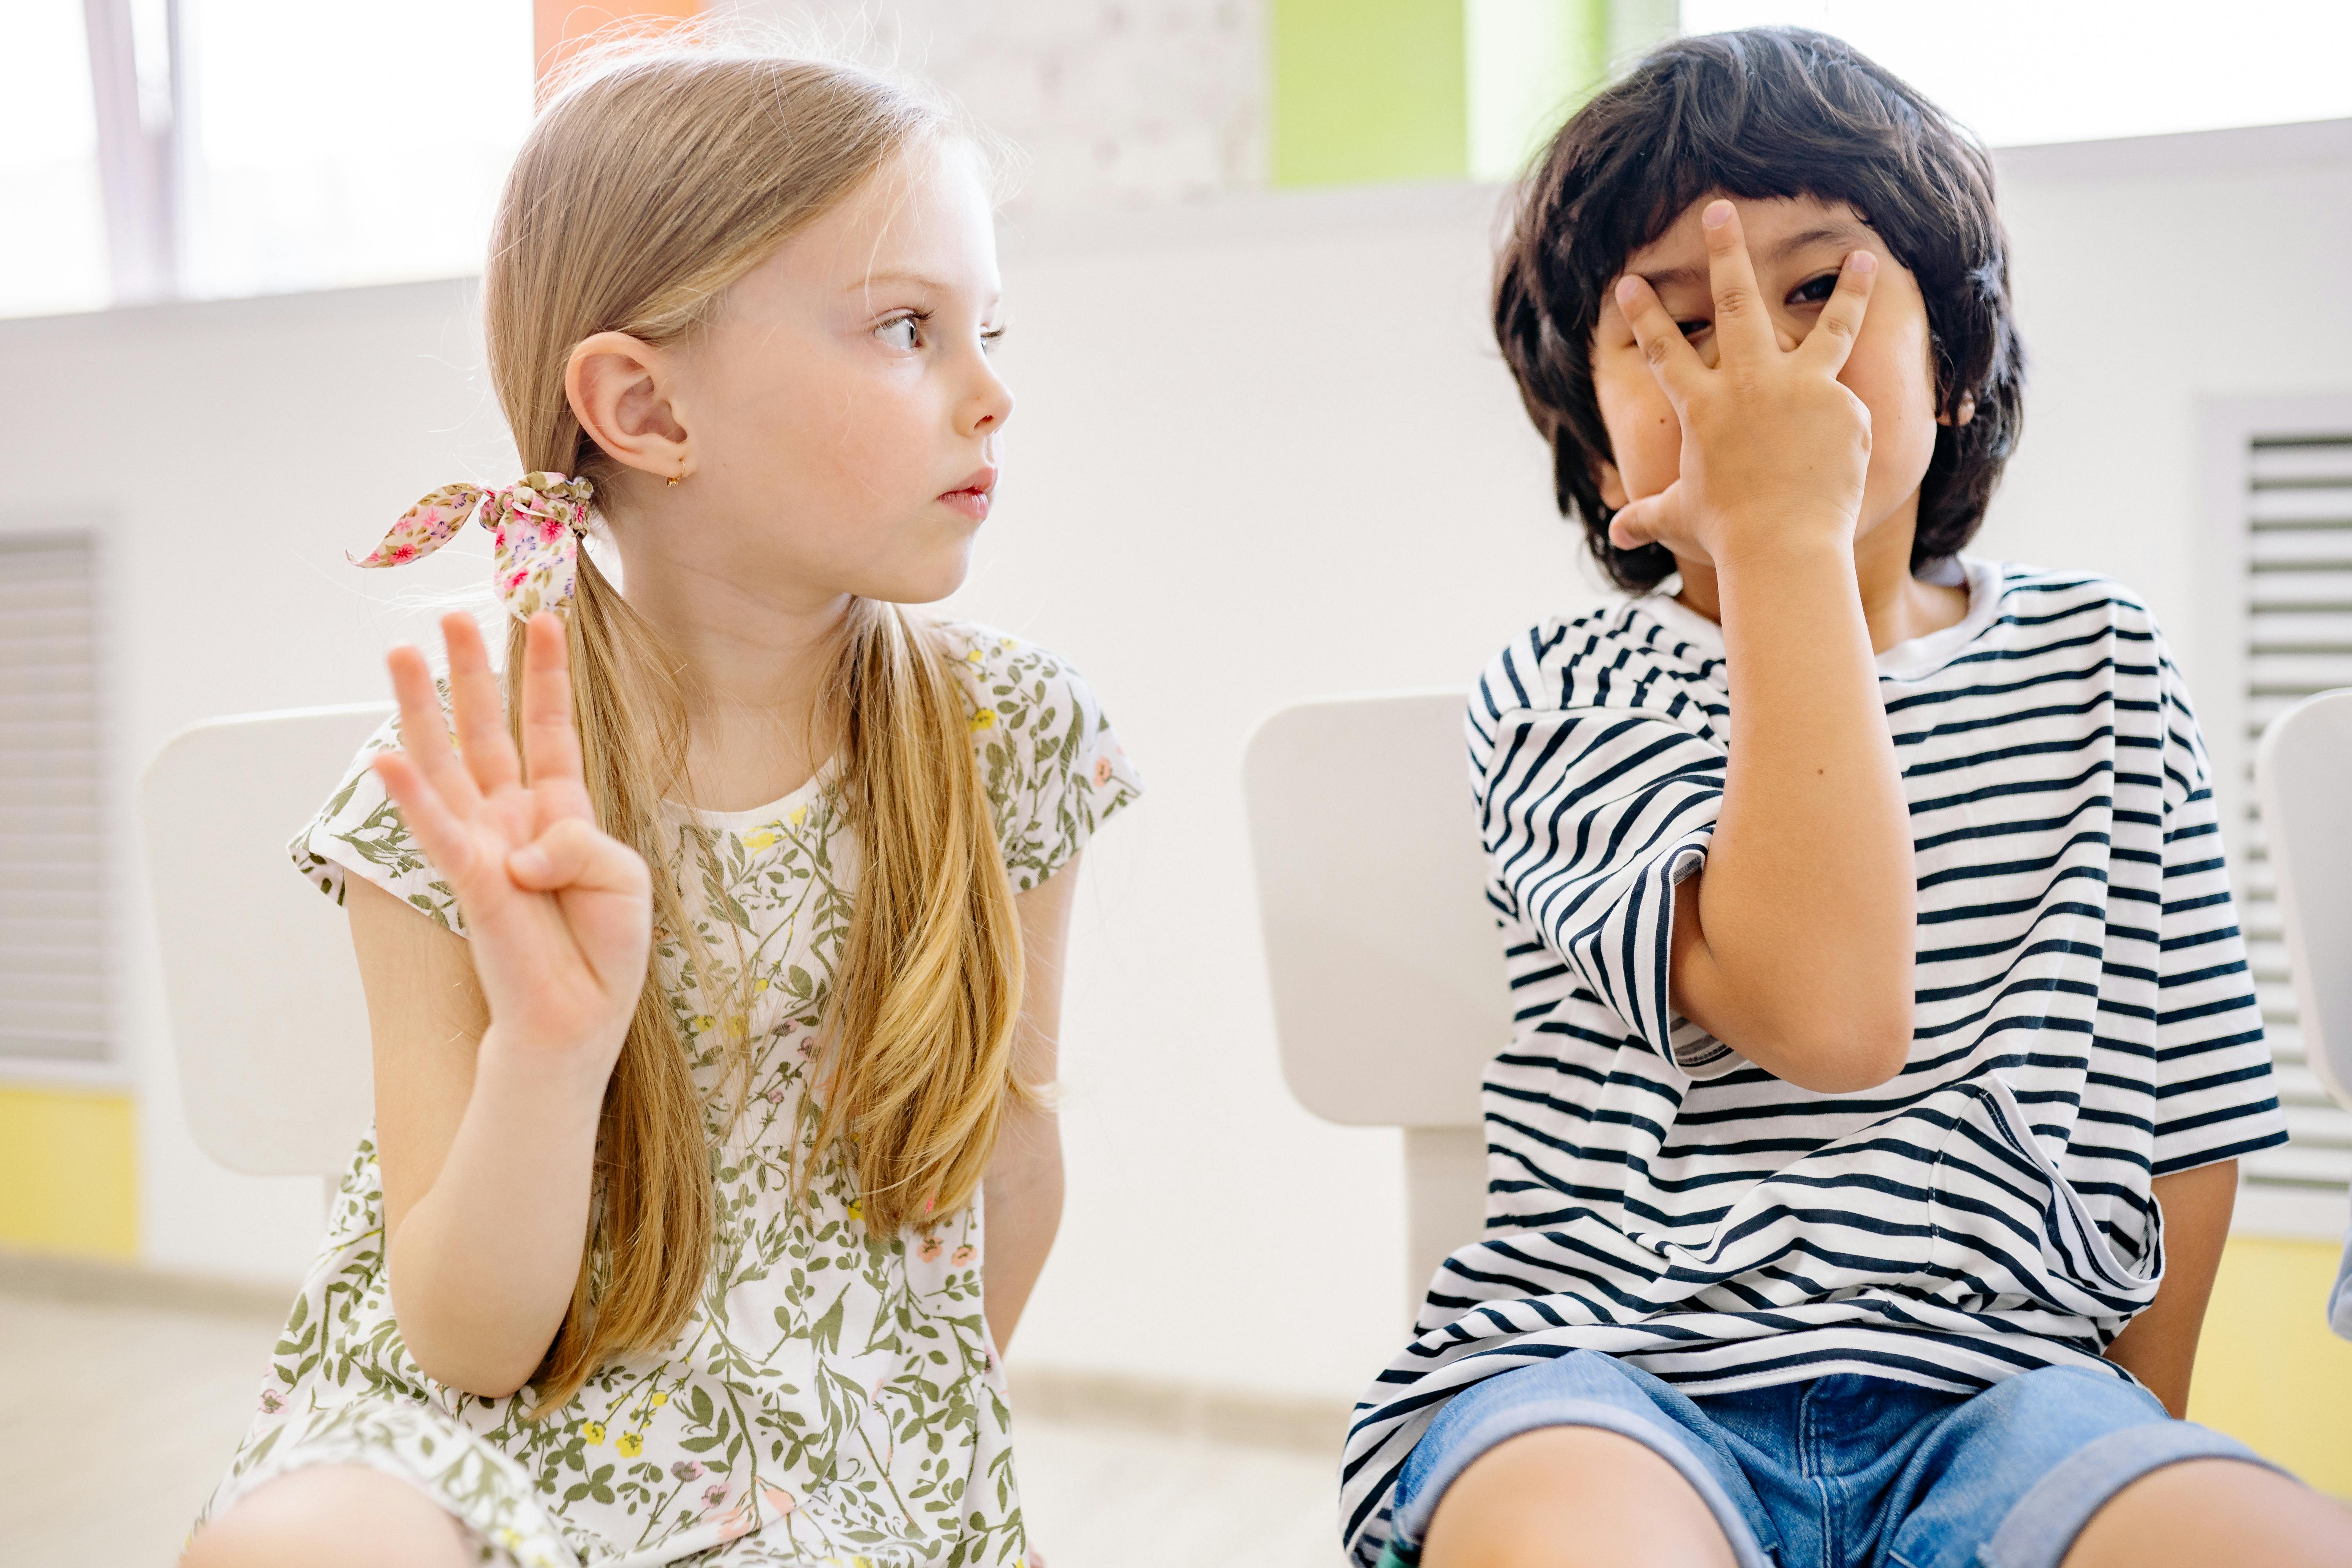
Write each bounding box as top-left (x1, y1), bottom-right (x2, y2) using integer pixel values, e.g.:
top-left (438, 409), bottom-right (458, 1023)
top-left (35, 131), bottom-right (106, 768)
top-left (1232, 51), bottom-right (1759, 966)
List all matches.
top-left (183, 1466), bottom-right (471, 1568)
top-left (1424, 1426), bottom-right (1739, 1568)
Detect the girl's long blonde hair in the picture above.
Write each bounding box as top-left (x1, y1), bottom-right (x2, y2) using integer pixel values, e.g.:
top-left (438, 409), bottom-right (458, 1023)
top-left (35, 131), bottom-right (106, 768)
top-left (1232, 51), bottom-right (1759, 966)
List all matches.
top-left (480, 48), bottom-right (1026, 1412)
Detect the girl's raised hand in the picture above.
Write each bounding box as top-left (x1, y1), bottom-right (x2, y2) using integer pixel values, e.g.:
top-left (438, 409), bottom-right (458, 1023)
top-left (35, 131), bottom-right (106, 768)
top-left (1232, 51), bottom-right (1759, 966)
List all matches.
top-left (1606, 200), bottom-right (1877, 567)
top-left (371, 612), bottom-right (653, 1074)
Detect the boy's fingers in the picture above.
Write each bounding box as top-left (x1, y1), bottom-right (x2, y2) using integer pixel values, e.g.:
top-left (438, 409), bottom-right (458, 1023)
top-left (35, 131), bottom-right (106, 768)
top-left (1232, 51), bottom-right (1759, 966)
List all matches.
top-left (1700, 200), bottom-right (1775, 361)
top-left (518, 613), bottom-right (591, 814)
top-left (1797, 249), bottom-right (1878, 375)
top-left (1607, 485), bottom-right (1682, 551)
top-left (442, 612), bottom-right (522, 798)
top-left (385, 644), bottom-right (481, 817)
top-left (1614, 275), bottom-right (1700, 395)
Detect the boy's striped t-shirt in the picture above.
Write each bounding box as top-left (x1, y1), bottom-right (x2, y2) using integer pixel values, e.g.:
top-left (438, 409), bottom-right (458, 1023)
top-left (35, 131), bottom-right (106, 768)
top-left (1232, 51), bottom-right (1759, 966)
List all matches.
top-left (1338, 560), bottom-right (2287, 1563)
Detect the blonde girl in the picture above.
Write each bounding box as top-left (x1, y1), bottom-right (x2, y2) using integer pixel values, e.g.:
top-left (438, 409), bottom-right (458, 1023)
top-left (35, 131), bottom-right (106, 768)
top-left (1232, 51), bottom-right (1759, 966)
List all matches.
top-left (185, 47), bottom-right (1139, 1568)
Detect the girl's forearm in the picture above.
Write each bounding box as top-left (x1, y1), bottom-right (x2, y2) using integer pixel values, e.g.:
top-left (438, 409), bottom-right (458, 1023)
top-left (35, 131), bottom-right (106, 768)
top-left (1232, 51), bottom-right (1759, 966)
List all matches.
top-left (1684, 539), bottom-right (1917, 1089)
top-left (979, 1109), bottom-right (1063, 1354)
top-left (387, 1029), bottom-right (610, 1396)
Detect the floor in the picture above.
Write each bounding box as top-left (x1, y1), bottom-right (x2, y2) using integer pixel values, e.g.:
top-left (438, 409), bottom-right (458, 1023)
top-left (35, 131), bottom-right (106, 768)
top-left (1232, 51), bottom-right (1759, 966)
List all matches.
top-left (0, 1289), bottom-right (1348, 1567)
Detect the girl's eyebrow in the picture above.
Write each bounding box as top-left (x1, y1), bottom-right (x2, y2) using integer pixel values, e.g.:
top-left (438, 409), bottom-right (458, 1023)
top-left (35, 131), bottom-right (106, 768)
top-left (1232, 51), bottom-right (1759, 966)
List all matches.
top-left (849, 269), bottom-right (951, 292)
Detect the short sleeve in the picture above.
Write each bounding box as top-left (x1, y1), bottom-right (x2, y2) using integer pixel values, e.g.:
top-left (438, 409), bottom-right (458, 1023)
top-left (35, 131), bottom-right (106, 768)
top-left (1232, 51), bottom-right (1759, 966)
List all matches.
top-left (290, 707), bottom-right (467, 935)
top-left (1471, 641), bottom-right (1730, 1079)
top-left (944, 624), bottom-right (1142, 893)
top-left (2148, 649), bottom-right (2285, 1174)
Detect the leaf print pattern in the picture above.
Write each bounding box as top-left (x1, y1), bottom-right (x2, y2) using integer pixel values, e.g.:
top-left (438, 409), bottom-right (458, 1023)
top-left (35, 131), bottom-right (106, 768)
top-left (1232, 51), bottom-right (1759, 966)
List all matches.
top-left (203, 624), bottom-right (1142, 1566)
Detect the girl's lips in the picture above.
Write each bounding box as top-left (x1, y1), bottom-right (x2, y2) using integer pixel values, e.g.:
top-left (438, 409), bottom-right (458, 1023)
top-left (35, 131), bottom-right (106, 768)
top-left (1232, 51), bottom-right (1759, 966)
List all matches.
top-left (938, 487), bottom-right (992, 521)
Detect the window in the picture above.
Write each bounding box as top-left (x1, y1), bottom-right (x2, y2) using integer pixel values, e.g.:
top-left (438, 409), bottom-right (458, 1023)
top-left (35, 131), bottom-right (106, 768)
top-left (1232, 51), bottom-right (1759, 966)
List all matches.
top-left (178, 0), bottom-right (533, 300)
top-left (2212, 405), bottom-right (2352, 1238)
top-left (0, 533), bottom-right (108, 1067)
top-left (1678, 0), bottom-right (2352, 147)
top-left (0, 2), bottom-right (110, 318)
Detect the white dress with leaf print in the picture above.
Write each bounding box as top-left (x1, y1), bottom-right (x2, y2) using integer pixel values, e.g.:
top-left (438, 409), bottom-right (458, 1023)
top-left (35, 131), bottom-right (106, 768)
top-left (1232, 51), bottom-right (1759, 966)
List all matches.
top-left (199, 624), bottom-right (1142, 1568)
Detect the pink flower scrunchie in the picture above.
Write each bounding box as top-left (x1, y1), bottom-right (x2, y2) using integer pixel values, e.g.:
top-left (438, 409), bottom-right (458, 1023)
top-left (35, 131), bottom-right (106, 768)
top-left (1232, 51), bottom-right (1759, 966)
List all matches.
top-left (352, 472), bottom-right (595, 619)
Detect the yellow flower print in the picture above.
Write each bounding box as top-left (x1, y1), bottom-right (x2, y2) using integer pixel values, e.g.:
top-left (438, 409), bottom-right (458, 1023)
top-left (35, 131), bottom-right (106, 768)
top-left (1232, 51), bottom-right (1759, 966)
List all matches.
top-left (741, 827), bottom-right (780, 850)
top-left (847, 1201), bottom-right (863, 1222)
top-left (999, 637), bottom-right (1016, 651)
top-left (752, 977), bottom-right (769, 993)
top-left (650, 1390), bottom-right (668, 1407)
top-left (583, 1421), bottom-right (606, 1445)
top-left (965, 648), bottom-right (985, 664)
top-left (495, 1528), bottom-right (520, 1548)
top-left (692, 1015), bottom-right (716, 1033)
top-left (617, 1431), bottom-right (644, 1458)
top-left (970, 709), bottom-right (995, 732)
top-left (789, 804), bottom-right (807, 826)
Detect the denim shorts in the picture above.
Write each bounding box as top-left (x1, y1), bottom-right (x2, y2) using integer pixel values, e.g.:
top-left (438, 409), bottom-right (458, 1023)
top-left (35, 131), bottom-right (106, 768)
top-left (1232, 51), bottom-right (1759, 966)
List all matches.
top-left (1382, 1350), bottom-right (2283, 1568)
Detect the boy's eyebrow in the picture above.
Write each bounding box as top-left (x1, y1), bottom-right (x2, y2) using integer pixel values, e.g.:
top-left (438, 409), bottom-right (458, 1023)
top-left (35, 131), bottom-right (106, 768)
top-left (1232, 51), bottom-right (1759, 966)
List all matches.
top-left (1630, 224), bottom-right (1877, 294)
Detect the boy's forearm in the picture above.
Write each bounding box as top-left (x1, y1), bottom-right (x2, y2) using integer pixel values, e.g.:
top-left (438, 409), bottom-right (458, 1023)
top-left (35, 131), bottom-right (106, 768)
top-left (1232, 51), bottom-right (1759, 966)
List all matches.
top-left (388, 1034), bottom-right (607, 1397)
top-left (2103, 1161), bottom-right (2236, 1418)
top-left (1679, 541), bottom-right (1917, 1090)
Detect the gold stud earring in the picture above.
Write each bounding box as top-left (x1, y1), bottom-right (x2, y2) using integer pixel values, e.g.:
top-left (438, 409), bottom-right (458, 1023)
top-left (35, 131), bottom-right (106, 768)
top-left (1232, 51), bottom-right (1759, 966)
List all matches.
top-left (668, 470), bottom-right (682, 488)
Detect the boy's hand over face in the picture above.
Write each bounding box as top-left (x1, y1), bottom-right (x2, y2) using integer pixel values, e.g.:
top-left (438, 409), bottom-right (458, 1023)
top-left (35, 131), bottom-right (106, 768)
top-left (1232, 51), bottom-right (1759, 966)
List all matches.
top-left (1607, 201), bottom-right (1877, 569)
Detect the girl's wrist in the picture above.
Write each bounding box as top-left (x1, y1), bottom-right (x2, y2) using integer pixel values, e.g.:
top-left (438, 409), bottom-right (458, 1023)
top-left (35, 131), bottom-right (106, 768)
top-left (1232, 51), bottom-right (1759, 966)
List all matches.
top-left (473, 1023), bottom-right (622, 1119)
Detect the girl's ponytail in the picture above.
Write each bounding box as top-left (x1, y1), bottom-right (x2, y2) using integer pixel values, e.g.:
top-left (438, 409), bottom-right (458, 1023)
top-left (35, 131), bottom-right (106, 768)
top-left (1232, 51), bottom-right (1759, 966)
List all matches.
top-left (817, 600), bottom-right (1027, 1234)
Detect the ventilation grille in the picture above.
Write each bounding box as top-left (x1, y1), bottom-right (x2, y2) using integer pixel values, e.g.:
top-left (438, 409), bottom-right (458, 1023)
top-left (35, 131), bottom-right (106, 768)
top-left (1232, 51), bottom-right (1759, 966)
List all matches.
top-left (0, 533), bottom-right (106, 1063)
top-left (2241, 433), bottom-right (2352, 1217)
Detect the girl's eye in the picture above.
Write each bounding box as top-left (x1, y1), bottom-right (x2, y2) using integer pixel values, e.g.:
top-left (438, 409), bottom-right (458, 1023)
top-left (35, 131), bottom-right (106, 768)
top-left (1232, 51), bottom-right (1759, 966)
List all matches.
top-left (1790, 272), bottom-right (1840, 306)
top-left (877, 314), bottom-right (924, 351)
top-left (981, 327), bottom-right (1006, 355)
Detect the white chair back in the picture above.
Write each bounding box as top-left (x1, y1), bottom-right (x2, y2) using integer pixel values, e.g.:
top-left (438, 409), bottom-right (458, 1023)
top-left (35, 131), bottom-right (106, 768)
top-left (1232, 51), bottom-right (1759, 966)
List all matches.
top-left (1243, 691), bottom-right (1510, 1319)
top-left (141, 704), bottom-right (390, 1180)
top-left (2255, 689), bottom-right (2352, 1112)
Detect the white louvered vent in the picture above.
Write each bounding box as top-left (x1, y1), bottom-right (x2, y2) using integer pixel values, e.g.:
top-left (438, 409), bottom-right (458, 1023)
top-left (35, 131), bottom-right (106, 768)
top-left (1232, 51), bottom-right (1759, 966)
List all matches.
top-left (0, 533), bottom-right (107, 1064)
top-left (2241, 433), bottom-right (2352, 1226)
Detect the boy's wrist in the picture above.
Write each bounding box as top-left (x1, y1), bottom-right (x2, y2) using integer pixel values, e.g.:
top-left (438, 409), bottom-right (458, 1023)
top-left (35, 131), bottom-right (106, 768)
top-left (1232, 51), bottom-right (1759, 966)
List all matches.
top-left (1706, 527), bottom-right (1861, 588)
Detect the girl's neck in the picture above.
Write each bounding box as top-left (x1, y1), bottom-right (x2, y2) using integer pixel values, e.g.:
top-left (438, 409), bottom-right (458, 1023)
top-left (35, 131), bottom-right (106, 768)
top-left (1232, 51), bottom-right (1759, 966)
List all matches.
top-left (1669, 508), bottom-right (1968, 655)
top-left (613, 541), bottom-right (854, 815)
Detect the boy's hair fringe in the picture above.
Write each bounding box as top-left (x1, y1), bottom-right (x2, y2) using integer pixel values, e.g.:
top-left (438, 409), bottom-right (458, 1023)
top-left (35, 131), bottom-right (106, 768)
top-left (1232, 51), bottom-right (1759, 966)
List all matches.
top-left (1494, 26), bottom-right (2025, 591)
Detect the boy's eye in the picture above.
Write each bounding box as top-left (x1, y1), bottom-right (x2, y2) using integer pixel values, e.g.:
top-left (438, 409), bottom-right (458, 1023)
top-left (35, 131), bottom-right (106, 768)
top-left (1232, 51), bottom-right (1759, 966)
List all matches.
top-left (877, 314), bottom-right (925, 350)
top-left (1677, 319), bottom-right (1711, 339)
top-left (1789, 272), bottom-right (1840, 306)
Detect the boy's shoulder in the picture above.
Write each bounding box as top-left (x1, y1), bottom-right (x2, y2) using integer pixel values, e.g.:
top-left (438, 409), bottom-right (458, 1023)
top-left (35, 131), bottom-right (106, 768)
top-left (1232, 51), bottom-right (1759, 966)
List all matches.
top-left (1474, 594), bottom-right (1730, 723)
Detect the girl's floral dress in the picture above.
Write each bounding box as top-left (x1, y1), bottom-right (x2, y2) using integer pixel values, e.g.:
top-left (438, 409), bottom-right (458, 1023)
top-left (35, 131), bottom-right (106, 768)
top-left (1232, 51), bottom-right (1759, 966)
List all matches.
top-left (199, 624), bottom-right (1142, 1568)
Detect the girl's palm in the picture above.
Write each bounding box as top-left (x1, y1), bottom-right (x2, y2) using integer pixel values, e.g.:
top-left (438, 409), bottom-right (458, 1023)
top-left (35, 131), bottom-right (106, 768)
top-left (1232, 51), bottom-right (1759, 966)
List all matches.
top-left (372, 612), bottom-right (653, 1067)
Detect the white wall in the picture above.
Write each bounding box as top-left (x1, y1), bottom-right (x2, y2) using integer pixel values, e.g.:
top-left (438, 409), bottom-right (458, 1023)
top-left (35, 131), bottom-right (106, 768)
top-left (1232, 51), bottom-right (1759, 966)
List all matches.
top-left (3, 118), bottom-right (2347, 1405)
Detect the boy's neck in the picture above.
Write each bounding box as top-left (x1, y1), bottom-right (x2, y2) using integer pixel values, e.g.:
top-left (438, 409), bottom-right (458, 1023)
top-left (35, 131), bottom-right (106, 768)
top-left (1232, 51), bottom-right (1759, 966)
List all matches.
top-left (1669, 511), bottom-right (1970, 655)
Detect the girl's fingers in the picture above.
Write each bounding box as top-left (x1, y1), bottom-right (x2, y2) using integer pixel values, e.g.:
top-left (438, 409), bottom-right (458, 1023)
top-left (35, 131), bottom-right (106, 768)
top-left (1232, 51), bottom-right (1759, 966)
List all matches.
top-left (372, 749), bottom-right (483, 885)
top-left (507, 816), bottom-right (650, 900)
top-left (385, 643), bottom-right (482, 818)
top-left (1698, 200), bottom-right (1776, 363)
top-left (441, 612), bottom-right (522, 798)
top-left (1613, 274), bottom-right (1702, 397)
top-left (518, 613), bottom-right (591, 813)
top-left (1795, 249), bottom-right (1878, 376)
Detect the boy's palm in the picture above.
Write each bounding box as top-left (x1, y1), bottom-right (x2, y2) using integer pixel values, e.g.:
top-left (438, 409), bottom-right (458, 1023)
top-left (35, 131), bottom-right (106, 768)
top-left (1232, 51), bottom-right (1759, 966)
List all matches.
top-left (1608, 201), bottom-right (1877, 566)
top-left (372, 612), bottom-right (652, 1071)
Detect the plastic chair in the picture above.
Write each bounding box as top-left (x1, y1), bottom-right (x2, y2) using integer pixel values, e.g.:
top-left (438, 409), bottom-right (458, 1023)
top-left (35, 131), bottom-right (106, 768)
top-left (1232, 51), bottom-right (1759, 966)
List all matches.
top-left (1243, 691), bottom-right (1510, 1323)
top-left (141, 704), bottom-right (390, 1191)
top-left (2253, 688), bottom-right (2352, 1337)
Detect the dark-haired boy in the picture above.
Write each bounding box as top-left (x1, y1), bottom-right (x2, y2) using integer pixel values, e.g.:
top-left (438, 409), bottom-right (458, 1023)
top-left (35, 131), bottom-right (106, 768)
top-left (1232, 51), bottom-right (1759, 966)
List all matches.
top-left (1341, 28), bottom-right (2352, 1568)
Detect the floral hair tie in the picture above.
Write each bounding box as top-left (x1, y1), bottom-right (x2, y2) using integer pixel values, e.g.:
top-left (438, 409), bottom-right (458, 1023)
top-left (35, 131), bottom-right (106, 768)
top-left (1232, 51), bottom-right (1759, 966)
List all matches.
top-left (352, 472), bottom-right (595, 619)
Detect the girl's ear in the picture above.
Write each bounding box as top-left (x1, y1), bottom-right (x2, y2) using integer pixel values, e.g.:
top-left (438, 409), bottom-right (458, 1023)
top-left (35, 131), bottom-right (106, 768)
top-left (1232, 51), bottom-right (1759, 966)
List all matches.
top-left (567, 332), bottom-right (692, 480)
top-left (1595, 457), bottom-right (1630, 512)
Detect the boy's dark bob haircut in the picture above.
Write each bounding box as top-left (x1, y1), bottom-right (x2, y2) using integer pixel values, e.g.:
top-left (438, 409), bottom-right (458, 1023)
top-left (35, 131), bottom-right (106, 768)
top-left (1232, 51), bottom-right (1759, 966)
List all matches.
top-left (1495, 27), bottom-right (2023, 592)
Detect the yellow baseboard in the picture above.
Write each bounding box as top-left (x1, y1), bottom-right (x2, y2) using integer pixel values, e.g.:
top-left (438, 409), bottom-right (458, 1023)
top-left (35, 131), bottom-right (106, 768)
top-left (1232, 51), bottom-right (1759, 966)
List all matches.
top-left (2189, 1234), bottom-right (2352, 1496)
top-left (0, 1084), bottom-right (137, 1259)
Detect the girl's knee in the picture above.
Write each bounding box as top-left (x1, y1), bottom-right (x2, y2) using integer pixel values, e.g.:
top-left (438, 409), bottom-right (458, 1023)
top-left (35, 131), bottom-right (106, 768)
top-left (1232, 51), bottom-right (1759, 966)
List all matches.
top-left (183, 1466), bottom-right (473, 1568)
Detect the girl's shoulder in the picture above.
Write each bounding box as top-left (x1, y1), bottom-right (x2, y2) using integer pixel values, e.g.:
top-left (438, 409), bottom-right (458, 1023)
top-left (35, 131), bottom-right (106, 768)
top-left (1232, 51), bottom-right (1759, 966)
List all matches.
top-left (289, 698), bottom-right (465, 933)
top-left (929, 619), bottom-right (1143, 891)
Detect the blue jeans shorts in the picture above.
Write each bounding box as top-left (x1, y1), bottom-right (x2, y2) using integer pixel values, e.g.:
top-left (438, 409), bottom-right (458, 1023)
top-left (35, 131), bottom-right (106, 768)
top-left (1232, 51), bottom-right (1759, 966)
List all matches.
top-left (1382, 1350), bottom-right (2283, 1568)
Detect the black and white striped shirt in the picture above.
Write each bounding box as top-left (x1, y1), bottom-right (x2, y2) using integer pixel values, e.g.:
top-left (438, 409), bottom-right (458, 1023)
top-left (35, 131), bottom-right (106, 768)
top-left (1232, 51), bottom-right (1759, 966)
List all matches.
top-left (1339, 561), bottom-right (2287, 1562)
